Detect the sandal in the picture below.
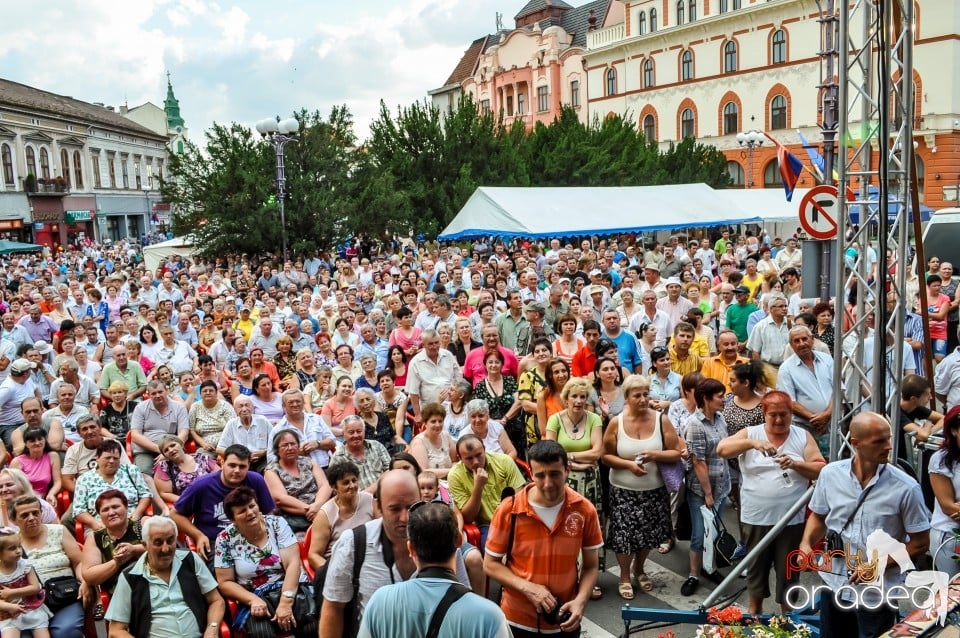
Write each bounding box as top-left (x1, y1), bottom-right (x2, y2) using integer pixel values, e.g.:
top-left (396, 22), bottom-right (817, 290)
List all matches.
top-left (618, 581), bottom-right (634, 600)
top-left (591, 586), bottom-right (603, 600)
top-left (658, 538), bottom-right (675, 554)
top-left (637, 572), bottom-right (654, 592)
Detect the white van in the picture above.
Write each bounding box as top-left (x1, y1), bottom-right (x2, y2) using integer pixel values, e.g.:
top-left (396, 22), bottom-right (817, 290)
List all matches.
top-left (921, 208), bottom-right (960, 268)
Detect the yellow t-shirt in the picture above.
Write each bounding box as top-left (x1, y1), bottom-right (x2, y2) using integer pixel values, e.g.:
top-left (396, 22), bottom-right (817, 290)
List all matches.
top-left (448, 452), bottom-right (526, 525)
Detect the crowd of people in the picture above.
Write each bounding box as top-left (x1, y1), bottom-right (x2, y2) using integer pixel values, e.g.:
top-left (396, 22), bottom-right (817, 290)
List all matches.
top-left (0, 229), bottom-right (953, 637)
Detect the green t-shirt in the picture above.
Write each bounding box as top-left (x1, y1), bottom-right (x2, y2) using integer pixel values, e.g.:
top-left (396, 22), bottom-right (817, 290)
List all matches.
top-left (546, 411), bottom-right (602, 454)
top-left (448, 451), bottom-right (526, 525)
top-left (726, 302), bottom-right (758, 343)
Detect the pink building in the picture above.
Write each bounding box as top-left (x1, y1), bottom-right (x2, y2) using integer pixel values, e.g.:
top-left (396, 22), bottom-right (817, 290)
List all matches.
top-left (431, 0), bottom-right (622, 130)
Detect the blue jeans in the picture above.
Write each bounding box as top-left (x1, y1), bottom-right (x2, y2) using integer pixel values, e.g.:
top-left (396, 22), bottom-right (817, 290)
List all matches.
top-left (687, 491), bottom-right (725, 553)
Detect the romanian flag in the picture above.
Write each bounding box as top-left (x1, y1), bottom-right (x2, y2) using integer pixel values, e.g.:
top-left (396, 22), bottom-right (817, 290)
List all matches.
top-left (764, 133), bottom-right (804, 202)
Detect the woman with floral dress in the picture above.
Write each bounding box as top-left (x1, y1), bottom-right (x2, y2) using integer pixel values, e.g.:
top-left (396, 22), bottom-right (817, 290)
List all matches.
top-left (472, 349), bottom-right (523, 456)
top-left (215, 486), bottom-right (311, 638)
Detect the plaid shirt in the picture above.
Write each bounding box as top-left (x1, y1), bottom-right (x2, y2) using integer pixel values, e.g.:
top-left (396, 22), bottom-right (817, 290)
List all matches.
top-left (683, 408), bottom-right (731, 502)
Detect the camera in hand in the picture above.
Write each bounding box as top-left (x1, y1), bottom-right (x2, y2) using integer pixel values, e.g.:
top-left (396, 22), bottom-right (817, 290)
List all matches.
top-left (541, 602), bottom-right (571, 626)
top-left (826, 529), bottom-right (844, 553)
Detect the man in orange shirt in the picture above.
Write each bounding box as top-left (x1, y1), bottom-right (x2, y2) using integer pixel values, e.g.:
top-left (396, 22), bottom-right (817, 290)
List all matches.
top-left (484, 441), bottom-right (602, 637)
top-left (570, 321), bottom-right (602, 378)
top-left (701, 329), bottom-right (748, 394)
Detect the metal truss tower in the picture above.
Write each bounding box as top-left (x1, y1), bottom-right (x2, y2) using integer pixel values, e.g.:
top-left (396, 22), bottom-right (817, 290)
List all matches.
top-left (828, 0), bottom-right (916, 460)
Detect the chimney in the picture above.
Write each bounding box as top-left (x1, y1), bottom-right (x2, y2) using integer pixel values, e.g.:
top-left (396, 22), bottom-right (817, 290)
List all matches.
top-left (588, 9), bottom-right (597, 31)
top-left (120, 105), bottom-right (128, 114)
top-left (106, 106), bottom-right (114, 112)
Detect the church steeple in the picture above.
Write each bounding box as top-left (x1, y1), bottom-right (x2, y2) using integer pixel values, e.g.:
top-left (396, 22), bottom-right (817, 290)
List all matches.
top-left (164, 72), bottom-right (185, 129)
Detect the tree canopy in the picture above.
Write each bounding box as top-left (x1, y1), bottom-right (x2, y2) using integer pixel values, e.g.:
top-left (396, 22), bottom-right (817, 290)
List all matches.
top-left (163, 97), bottom-right (730, 258)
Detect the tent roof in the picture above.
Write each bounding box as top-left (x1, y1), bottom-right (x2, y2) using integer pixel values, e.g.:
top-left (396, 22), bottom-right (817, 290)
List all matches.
top-left (438, 184), bottom-right (763, 240)
top-left (721, 188), bottom-right (812, 222)
top-left (0, 240), bottom-right (42, 255)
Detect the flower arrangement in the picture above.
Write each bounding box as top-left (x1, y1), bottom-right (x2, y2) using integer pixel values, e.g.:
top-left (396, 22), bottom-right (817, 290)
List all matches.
top-left (654, 607), bottom-right (813, 638)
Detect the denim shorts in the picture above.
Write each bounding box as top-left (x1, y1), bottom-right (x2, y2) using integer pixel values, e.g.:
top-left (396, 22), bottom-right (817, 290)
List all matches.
top-left (687, 492), bottom-right (725, 553)
top-left (933, 338), bottom-right (947, 357)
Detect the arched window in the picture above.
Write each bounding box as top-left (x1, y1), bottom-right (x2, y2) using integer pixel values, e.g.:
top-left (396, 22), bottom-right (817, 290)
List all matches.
top-left (772, 29), bottom-right (786, 64)
top-left (73, 150), bottom-right (83, 189)
top-left (677, 0), bottom-right (685, 25)
top-left (39, 148), bottom-right (50, 179)
top-left (770, 95), bottom-right (787, 129)
top-left (60, 149), bottom-right (69, 181)
top-left (25, 147), bottom-right (36, 178)
top-left (1, 144), bottom-right (13, 187)
top-left (764, 159), bottom-right (784, 187)
top-left (723, 102), bottom-right (739, 135)
top-left (724, 41), bottom-right (738, 73)
top-left (681, 108), bottom-right (695, 139)
top-left (681, 50), bottom-right (694, 81)
top-left (643, 114), bottom-right (656, 142)
top-left (643, 60), bottom-right (655, 88)
top-left (726, 161), bottom-right (745, 188)
top-left (638, 11), bottom-right (646, 34)
top-left (650, 8), bottom-right (658, 31)
top-left (689, 0), bottom-right (697, 22)
top-left (606, 68), bottom-right (617, 96)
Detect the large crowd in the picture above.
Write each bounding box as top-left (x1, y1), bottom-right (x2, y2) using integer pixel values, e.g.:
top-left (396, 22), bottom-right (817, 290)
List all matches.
top-left (0, 229), bottom-right (955, 638)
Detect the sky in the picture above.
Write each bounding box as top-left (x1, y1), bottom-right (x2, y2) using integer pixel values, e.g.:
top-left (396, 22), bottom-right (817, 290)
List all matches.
top-left (0, 0), bottom-right (509, 143)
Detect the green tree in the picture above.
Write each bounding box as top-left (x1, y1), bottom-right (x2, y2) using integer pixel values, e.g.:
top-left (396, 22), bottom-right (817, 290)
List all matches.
top-left (165, 123), bottom-right (275, 257)
top-left (367, 95), bottom-right (528, 238)
top-left (164, 108), bottom-right (363, 259)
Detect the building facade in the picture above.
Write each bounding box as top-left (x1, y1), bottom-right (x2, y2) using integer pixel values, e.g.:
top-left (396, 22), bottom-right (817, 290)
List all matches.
top-left (433, 0), bottom-right (623, 129)
top-left (0, 78), bottom-right (170, 247)
top-left (584, 0), bottom-right (959, 208)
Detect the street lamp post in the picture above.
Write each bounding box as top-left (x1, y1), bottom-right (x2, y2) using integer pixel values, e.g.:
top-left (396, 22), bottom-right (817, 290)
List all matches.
top-left (255, 117), bottom-right (300, 264)
top-left (736, 130), bottom-right (765, 188)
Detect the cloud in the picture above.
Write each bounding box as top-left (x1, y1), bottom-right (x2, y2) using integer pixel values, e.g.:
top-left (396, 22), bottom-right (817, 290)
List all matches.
top-left (0, 0), bottom-right (519, 142)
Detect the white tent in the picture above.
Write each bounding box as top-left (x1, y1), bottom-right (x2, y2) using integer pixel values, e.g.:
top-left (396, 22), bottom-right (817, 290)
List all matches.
top-left (438, 184), bottom-right (762, 240)
top-left (142, 236), bottom-right (196, 272)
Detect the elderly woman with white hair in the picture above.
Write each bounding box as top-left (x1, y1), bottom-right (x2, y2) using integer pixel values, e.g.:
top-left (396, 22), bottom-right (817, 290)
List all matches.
top-left (355, 387), bottom-right (406, 455)
top-left (455, 399), bottom-right (518, 459)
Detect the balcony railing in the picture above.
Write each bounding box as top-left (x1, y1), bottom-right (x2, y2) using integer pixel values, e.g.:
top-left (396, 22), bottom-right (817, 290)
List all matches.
top-left (586, 23), bottom-right (625, 50)
top-left (23, 178), bottom-right (70, 196)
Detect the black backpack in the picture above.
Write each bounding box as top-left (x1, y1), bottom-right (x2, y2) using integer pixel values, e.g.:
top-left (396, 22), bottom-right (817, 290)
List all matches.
top-left (314, 524), bottom-right (367, 638)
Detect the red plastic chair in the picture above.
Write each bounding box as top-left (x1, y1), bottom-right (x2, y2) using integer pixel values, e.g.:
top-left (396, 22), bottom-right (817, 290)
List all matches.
top-left (464, 524), bottom-right (482, 550)
top-left (301, 526), bottom-right (316, 580)
top-left (184, 438), bottom-right (198, 454)
top-left (514, 458), bottom-right (532, 482)
top-left (56, 490), bottom-right (71, 518)
top-left (124, 431), bottom-right (134, 459)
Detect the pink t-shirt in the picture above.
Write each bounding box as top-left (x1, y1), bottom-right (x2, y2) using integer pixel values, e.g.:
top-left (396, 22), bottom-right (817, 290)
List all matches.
top-left (389, 327), bottom-right (423, 352)
top-left (17, 453), bottom-right (53, 497)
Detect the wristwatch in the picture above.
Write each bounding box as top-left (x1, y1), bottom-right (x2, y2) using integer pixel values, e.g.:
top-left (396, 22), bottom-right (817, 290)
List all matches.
top-left (282, 590), bottom-right (295, 600)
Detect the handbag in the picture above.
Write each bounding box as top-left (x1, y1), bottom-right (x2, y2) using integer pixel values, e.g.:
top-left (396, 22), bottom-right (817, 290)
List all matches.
top-left (245, 582), bottom-right (317, 638)
top-left (657, 413), bottom-right (686, 493)
top-left (43, 575), bottom-right (81, 612)
top-left (713, 510), bottom-right (739, 568)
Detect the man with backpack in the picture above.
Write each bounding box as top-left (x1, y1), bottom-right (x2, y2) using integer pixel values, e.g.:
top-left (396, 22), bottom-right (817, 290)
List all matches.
top-left (319, 470), bottom-right (471, 638)
top-left (357, 501), bottom-right (509, 638)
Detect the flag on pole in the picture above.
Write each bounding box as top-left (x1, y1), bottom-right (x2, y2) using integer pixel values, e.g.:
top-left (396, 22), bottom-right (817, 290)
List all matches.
top-left (797, 130), bottom-right (826, 183)
top-left (764, 133), bottom-right (804, 202)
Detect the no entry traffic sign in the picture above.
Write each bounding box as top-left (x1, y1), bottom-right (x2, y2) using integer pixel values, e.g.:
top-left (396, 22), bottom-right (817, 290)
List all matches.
top-left (797, 185), bottom-right (853, 240)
